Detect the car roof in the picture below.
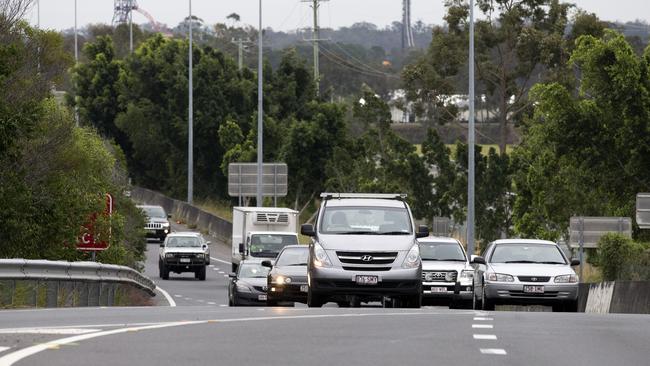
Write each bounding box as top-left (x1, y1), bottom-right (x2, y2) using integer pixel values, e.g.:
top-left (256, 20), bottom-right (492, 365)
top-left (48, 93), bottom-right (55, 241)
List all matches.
top-left (167, 232), bottom-right (201, 237)
top-left (417, 236), bottom-right (461, 244)
top-left (325, 198), bottom-right (406, 208)
top-left (491, 239), bottom-right (557, 245)
top-left (249, 231), bottom-right (298, 236)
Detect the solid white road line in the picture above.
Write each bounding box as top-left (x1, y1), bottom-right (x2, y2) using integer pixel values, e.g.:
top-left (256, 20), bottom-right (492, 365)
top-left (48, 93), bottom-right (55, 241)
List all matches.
top-left (473, 334), bottom-right (497, 340)
top-left (472, 324), bottom-right (493, 329)
top-left (0, 328), bottom-right (100, 335)
top-left (473, 317), bottom-right (493, 321)
top-left (210, 256), bottom-right (231, 265)
top-left (0, 347), bottom-right (10, 354)
top-left (480, 348), bottom-right (507, 355)
top-left (155, 286), bottom-right (176, 307)
top-left (218, 271), bottom-right (225, 274)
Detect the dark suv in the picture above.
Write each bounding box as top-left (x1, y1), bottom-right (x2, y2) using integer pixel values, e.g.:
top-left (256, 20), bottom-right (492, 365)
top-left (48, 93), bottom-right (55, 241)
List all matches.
top-left (138, 205), bottom-right (171, 242)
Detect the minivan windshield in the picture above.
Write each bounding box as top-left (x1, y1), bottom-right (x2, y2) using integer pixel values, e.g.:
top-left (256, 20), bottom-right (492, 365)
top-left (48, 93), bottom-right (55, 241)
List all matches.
top-left (490, 243), bottom-right (567, 264)
top-left (419, 242), bottom-right (466, 261)
top-left (319, 206), bottom-right (412, 235)
top-left (141, 206), bottom-right (166, 218)
top-left (249, 234), bottom-right (298, 258)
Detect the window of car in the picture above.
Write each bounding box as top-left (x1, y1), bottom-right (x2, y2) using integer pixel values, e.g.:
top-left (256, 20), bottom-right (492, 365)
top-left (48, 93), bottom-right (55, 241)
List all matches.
top-left (238, 263), bottom-right (270, 279)
top-left (489, 243), bottom-right (567, 264)
top-left (249, 234), bottom-right (298, 257)
top-left (319, 206), bottom-right (412, 235)
top-left (166, 236), bottom-right (201, 248)
top-left (275, 247), bottom-right (309, 266)
top-left (141, 206), bottom-right (166, 218)
top-left (419, 241), bottom-right (466, 261)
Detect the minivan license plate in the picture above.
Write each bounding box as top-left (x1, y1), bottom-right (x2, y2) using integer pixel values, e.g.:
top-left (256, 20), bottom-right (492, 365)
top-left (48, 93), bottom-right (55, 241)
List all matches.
top-left (356, 275), bottom-right (378, 285)
top-left (523, 285), bottom-right (544, 293)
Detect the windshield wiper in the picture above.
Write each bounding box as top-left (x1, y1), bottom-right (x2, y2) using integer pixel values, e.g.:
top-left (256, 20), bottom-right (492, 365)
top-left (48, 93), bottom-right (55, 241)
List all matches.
top-left (423, 258), bottom-right (466, 262)
top-left (335, 231), bottom-right (379, 235)
top-left (288, 263), bottom-right (308, 266)
top-left (504, 260), bottom-right (538, 264)
top-left (538, 261), bottom-right (566, 264)
top-left (378, 231), bottom-right (411, 235)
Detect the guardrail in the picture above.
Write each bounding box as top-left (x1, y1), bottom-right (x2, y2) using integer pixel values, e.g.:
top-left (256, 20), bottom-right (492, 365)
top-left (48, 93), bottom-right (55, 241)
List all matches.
top-left (0, 259), bottom-right (156, 308)
top-left (131, 186), bottom-right (233, 245)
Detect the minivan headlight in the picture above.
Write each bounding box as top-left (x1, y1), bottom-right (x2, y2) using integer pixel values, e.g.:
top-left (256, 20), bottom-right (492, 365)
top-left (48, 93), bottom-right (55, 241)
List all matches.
top-left (487, 273), bottom-right (514, 282)
top-left (313, 242), bottom-right (332, 268)
top-left (554, 274), bottom-right (578, 283)
top-left (402, 244), bottom-right (421, 269)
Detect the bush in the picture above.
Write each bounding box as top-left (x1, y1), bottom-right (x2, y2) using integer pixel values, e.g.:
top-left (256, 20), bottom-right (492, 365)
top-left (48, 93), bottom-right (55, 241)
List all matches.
top-left (596, 233), bottom-right (644, 281)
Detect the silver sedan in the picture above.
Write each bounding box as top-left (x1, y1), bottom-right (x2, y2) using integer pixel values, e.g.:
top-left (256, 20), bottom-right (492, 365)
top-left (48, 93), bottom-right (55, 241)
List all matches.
top-left (472, 239), bottom-right (580, 312)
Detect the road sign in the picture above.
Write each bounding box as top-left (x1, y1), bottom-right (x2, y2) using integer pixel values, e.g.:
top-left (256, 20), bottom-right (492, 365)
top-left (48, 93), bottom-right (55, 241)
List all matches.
top-left (637, 193), bottom-right (650, 229)
top-left (569, 217), bottom-right (632, 249)
top-left (77, 193), bottom-right (113, 252)
top-left (431, 217), bottom-right (452, 236)
top-left (228, 163), bottom-right (288, 198)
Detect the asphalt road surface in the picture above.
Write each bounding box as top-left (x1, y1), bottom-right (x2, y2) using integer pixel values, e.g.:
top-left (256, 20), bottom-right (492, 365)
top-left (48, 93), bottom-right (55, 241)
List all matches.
top-left (0, 223), bottom-right (648, 366)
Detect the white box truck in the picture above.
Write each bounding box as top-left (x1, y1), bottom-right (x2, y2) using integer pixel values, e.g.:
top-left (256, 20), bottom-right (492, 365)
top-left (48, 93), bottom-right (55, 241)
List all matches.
top-left (231, 207), bottom-right (300, 272)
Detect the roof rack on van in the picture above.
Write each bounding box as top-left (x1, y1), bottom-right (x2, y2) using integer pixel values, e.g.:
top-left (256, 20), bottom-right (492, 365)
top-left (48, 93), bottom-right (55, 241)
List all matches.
top-left (320, 193), bottom-right (407, 200)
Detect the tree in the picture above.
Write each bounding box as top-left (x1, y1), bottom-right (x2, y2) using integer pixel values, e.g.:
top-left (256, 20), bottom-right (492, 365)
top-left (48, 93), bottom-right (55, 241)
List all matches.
top-left (512, 30), bottom-right (650, 240)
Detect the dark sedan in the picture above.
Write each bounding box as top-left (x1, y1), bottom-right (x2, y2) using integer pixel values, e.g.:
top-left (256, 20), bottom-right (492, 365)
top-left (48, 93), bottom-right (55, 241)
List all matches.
top-left (263, 245), bottom-right (309, 306)
top-left (228, 260), bottom-right (271, 306)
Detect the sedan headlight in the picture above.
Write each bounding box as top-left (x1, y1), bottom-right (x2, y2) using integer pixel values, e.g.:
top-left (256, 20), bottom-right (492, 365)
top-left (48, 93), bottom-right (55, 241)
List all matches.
top-left (487, 273), bottom-right (514, 282)
top-left (401, 243), bottom-right (421, 269)
top-left (165, 253), bottom-right (174, 258)
top-left (273, 276), bottom-right (291, 285)
top-left (313, 242), bottom-right (332, 268)
top-left (554, 274), bottom-right (579, 283)
top-left (236, 283), bottom-right (252, 292)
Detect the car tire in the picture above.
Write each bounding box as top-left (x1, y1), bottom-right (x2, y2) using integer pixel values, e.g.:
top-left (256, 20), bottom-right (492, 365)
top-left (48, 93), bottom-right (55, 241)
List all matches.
top-left (481, 287), bottom-right (495, 311)
top-left (337, 301), bottom-right (350, 308)
top-left (231, 263), bottom-right (238, 273)
top-left (197, 266), bottom-right (206, 281)
top-left (403, 293), bottom-right (422, 308)
top-left (307, 289), bottom-right (325, 308)
top-left (473, 282), bottom-right (482, 310)
top-left (160, 262), bottom-right (169, 280)
top-left (267, 299), bottom-right (278, 307)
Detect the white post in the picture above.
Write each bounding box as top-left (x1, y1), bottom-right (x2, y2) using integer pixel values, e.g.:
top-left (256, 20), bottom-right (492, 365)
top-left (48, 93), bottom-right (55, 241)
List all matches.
top-left (187, 0), bottom-right (194, 204)
top-left (256, 0), bottom-right (264, 207)
top-left (467, 0), bottom-right (476, 256)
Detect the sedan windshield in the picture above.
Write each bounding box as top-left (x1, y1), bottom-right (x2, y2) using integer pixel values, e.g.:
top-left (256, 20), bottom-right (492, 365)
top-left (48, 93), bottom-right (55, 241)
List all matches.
top-left (319, 206), bottom-right (412, 235)
top-left (420, 242), bottom-right (466, 261)
top-left (166, 236), bottom-right (201, 248)
top-left (490, 244), bottom-right (566, 264)
top-left (275, 247), bottom-right (309, 266)
top-left (249, 234), bottom-right (298, 258)
top-left (238, 264), bottom-right (270, 279)
top-left (141, 206), bottom-right (166, 218)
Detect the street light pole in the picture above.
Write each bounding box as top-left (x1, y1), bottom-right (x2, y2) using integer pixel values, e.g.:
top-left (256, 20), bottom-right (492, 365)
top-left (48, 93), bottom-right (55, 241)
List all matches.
top-left (129, 0), bottom-right (133, 53)
top-left (256, 0), bottom-right (264, 207)
top-left (467, 0), bottom-right (476, 256)
top-left (74, 0), bottom-right (79, 127)
top-left (187, 0), bottom-right (194, 204)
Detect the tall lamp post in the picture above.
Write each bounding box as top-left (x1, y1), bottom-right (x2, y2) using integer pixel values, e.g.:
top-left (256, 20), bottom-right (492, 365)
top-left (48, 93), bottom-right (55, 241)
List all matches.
top-left (187, 0), bottom-right (194, 204)
top-left (467, 0), bottom-right (476, 256)
top-left (256, 0), bottom-right (264, 207)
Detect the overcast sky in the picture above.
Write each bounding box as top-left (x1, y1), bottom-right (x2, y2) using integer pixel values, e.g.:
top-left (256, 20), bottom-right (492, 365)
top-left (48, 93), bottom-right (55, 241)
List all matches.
top-left (28, 0), bottom-right (649, 32)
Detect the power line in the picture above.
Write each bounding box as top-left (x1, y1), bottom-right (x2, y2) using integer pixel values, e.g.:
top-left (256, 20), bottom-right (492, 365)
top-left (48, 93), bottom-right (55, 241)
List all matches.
top-left (320, 44), bottom-right (399, 79)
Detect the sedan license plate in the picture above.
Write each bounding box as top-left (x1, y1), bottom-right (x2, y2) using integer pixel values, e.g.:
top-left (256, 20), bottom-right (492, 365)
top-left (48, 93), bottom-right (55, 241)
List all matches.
top-left (258, 295), bottom-right (267, 301)
top-left (180, 258), bottom-right (191, 263)
top-left (355, 275), bottom-right (378, 285)
top-left (430, 286), bottom-right (447, 293)
top-left (523, 285), bottom-right (544, 294)
top-left (300, 285), bottom-right (308, 293)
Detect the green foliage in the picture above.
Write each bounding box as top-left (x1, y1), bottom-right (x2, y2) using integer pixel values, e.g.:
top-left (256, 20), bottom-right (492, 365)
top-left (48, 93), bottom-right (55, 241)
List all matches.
top-left (596, 233), bottom-right (643, 281)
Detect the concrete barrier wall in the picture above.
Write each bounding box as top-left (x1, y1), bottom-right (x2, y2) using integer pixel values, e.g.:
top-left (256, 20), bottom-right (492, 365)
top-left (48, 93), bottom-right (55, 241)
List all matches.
top-left (131, 187), bottom-right (232, 245)
top-left (579, 281), bottom-right (649, 314)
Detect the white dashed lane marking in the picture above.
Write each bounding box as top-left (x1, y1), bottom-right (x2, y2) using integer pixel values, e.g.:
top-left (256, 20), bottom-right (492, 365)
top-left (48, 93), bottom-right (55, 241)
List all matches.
top-left (219, 304), bottom-right (228, 307)
top-left (473, 334), bottom-right (497, 340)
top-left (174, 295), bottom-right (182, 298)
top-left (480, 348), bottom-right (507, 355)
top-left (218, 271), bottom-right (225, 274)
top-left (472, 324), bottom-right (493, 329)
top-left (473, 317), bottom-right (493, 321)
top-left (207, 302), bottom-right (216, 305)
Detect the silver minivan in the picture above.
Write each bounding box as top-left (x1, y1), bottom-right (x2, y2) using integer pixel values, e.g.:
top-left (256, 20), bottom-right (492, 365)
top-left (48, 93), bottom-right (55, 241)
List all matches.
top-left (301, 193), bottom-right (429, 308)
top-left (472, 239), bottom-right (580, 312)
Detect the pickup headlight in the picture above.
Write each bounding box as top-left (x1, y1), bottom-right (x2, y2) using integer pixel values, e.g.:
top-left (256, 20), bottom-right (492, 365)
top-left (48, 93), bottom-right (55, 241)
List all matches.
top-left (460, 270), bottom-right (474, 279)
top-left (313, 242), bottom-right (332, 268)
top-left (195, 253), bottom-right (204, 259)
top-left (486, 273), bottom-right (514, 282)
top-left (272, 276), bottom-right (291, 285)
top-left (554, 274), bottom-right (578, 283)
top-left (401, 243), bottom-right (421, 269)
top-left (165, 253), bottom-right (174, 258)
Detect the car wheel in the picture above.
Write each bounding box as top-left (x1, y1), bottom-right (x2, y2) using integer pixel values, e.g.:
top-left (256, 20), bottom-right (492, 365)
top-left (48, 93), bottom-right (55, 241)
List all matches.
top-left (381, 297), bottom-right (394, 308)
top-left (267, 299), bottom-right (278, 307)
top-left (565, 300), bottom-right (578, 313)
top-left (197, 266), bottom-right (206, 281)
top-left (307, 288), bottom-right (325, 308)
top-left (160, 262), bottom-right (169, 280)
top-left (231, 263), bottom-right (238, 273)
top-left (337, 301), bottom-right (350, 308)
top-left (482, 287), bottom-right (495, 311)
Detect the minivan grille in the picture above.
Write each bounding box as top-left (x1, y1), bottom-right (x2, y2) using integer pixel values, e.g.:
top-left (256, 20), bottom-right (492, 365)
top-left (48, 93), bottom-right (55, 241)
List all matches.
top-left (336, 251), bottom-right (398, 265)
top-left (255, 213), bottom-right (289, 225)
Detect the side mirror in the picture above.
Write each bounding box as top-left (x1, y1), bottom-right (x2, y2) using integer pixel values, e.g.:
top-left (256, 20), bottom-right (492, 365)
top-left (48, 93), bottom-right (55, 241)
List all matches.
top-left (301, 224), bottom-right (316, 237)
top-left (228, 272), bottom-right (237, 278)
top-left (202, 244), bottom-right (208, 251)
top-left (471, 256), bottom-right (486, 265)
top-left (415, 225), bottom-right (429, 239)
top-left (570, 259), bottom-right (580, 266)
top-left (167, 214), bottom-right (172, 219)
top-left (238, 243), bottom-right (245, 254)
top-left (261, 260), bottom-right (273, 268)
top-left (159, 243), bottom-right (164, 248)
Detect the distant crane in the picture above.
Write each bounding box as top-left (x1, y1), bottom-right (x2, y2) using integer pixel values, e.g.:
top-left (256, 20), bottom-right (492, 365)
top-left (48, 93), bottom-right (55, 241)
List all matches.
top-left (402, 0), bottom-right (414, 49)
top-left (112, 0), bottom-right (167, 34)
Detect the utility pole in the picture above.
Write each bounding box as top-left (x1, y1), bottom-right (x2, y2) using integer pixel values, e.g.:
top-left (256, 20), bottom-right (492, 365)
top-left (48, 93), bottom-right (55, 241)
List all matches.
top-left (129, 0), bottom-right (133, 53)
top-left (467, 0), bottom-right (476, 256)
top-left (187, 0), bottom-right (194, 204)
top-left (302, 0), bottom-right (328, 96)
top-left (256, 0), bottom-right (264, 207)
top-left (231, 38), bottom-right (250, 71)
top-left (74, 0), bottom-right (79, 127)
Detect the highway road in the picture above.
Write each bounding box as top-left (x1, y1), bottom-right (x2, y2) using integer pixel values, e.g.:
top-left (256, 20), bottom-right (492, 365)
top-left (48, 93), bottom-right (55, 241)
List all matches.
top-left (0, 223), bottom-right (648, 366)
